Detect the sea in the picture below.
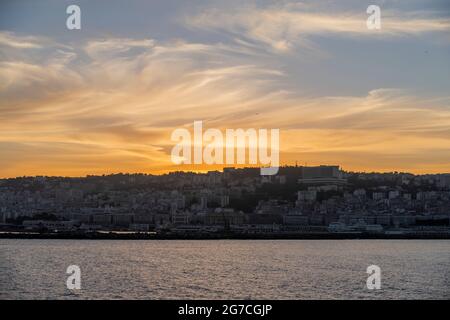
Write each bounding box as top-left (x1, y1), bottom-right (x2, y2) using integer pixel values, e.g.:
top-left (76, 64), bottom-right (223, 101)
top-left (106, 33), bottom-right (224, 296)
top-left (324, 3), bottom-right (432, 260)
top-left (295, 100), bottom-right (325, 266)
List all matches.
top-left (1, 239), bottom-right (449, 299)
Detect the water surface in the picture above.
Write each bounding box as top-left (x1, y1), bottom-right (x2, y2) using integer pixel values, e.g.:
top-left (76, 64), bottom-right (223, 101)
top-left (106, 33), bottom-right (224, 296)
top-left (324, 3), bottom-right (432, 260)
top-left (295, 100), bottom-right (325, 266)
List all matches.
top-left (1, 239), bottom-right (449, 299)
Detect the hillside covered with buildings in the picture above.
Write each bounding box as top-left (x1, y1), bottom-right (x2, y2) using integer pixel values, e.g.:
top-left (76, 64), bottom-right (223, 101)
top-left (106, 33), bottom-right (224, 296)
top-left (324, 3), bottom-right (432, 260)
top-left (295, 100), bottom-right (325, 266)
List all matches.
top-left (1, 166), bottom-right (450, 237)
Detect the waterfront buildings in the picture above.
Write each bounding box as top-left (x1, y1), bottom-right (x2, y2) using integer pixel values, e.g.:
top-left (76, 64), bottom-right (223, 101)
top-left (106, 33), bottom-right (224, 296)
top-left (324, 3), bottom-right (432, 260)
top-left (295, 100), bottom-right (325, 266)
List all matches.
top-left (1, 167), bottom-right (449, 234)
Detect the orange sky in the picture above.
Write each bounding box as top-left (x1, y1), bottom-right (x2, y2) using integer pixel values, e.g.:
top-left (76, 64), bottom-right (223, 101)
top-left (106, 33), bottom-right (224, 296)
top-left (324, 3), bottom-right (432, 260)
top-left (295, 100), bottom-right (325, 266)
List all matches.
top-left (1, 2), bottom-right (450, 177)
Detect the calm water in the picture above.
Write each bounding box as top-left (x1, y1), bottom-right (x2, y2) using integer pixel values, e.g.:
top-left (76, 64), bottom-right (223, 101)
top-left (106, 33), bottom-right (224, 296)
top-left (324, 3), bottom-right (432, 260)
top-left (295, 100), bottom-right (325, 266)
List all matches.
top-left (0, 239), bottom-right (449, 299)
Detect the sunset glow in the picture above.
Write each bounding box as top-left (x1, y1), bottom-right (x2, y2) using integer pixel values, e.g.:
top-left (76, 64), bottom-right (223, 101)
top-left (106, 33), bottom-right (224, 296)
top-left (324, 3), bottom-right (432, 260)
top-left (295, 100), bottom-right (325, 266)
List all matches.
top-left (1, 0), bottom-right (449, 177)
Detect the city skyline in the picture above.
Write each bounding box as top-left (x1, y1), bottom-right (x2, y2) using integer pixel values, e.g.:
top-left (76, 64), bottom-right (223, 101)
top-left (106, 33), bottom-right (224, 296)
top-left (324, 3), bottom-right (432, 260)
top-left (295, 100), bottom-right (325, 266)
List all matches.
top-left (1, 164), bottom-right (450, 180)
top-left (1, 0), bottom-right (450, 177)
top-left (2, 165), bottom-right (450, 235)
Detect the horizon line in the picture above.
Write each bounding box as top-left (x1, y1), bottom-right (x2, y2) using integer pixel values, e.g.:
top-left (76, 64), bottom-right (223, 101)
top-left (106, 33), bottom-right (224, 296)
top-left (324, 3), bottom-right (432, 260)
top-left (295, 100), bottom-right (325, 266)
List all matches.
top-left (1, 165), bottom-right (449, 180)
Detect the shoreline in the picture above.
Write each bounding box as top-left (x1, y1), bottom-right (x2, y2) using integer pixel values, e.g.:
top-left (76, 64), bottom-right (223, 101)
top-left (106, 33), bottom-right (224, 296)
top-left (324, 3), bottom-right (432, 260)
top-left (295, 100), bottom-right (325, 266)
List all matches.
top-left (1, 231), bottom-right (449, 240)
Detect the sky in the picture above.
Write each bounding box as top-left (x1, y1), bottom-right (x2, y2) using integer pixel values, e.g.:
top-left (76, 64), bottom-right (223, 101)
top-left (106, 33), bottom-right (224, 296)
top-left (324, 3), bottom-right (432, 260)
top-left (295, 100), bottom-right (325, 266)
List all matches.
top-left (0, 0), bottom-right (449, 177)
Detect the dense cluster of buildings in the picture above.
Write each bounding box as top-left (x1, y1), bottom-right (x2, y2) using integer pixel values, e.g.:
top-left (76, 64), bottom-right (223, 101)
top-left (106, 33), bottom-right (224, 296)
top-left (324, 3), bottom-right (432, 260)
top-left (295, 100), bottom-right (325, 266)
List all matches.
top-left (1, 166), bottom-right (450, 235)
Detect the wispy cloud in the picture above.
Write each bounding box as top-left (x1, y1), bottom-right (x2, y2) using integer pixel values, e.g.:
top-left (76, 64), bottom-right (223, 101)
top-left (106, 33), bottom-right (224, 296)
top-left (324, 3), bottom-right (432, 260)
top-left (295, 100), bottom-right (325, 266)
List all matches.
top-left (0, 31), bottom-right (43, 49)
top-left (0, 20), bottom-right (449, 176)
top-left (186, 4), bottom-right (450, 52)
top-left (0, 32), bottom-right (288, 175)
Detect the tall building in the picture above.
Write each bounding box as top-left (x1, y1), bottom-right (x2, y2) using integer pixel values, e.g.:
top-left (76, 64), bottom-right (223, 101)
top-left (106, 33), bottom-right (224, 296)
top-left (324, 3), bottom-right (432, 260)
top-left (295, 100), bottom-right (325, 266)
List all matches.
top-left (298, 165), bottom-right (347, 185)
